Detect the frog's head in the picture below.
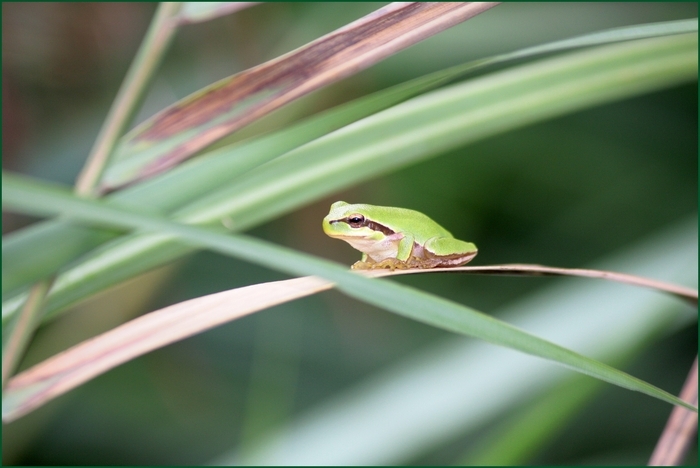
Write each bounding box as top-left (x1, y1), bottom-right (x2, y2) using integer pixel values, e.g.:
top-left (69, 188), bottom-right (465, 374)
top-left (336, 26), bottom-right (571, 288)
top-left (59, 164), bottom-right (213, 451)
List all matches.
top-left (322, 201), bottom-right (391, 242)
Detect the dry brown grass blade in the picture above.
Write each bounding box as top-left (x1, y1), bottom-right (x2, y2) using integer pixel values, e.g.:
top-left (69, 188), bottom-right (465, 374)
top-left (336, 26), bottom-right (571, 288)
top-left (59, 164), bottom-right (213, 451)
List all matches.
top-left (366, 264), bottom-right (699, 305)
top-left (2, 276), bottom-right (332, 423)
top-left (649, 356), bottom-right (699, 466)
top-left (101, 2), bottom-right (500, 192)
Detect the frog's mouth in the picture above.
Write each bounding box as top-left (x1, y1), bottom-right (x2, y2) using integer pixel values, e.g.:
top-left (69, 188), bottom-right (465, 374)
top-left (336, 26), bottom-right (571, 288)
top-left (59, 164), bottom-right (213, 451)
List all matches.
top-left (325, 231), bottom-right (373, 242)
top-left (329, 218), bottom-right (395, 236)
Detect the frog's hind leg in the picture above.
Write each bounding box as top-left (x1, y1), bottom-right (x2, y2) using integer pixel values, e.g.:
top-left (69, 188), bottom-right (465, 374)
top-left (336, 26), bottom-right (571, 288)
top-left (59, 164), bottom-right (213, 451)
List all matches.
top-left (422, 237), bottom-right (478, 268)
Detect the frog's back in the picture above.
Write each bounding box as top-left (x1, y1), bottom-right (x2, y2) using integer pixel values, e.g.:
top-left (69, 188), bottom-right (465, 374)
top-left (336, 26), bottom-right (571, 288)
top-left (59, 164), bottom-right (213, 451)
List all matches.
top-left (357, 204), bottom-right (454, 241)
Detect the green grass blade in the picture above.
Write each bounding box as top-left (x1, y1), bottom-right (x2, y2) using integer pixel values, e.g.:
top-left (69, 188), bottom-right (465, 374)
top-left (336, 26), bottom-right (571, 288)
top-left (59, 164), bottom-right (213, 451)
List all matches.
top-left (224, 218), bottom-right (697, 465)
top-left (174, 33), bottom-right (698, 227)
top-left (1, 72), bottom-right (451, 297)
top-left (75, 2), bottom-right (182, 196)
top-left (3, 171), bottom-right (697, 413)
top-left (101, 14), bottom-right (697, 191)
top-left (502, 18), bottom-right (697, 60)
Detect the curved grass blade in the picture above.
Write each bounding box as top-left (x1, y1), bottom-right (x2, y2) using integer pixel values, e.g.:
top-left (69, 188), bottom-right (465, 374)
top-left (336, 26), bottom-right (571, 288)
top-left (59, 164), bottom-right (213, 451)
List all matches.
top-left (172, 34), bottom-right (699, 226)
top-left (371, 265), bottom-right (699, 305)
top-left (1, 70), bottom-right (455, 298)
top-left (226, 216), bottom-right (697, 465)
top-left (2, 276), bottom-right (332, 422)
top-left (5, 257), bottom-right (695, 420)
top-left (75, 2), bottom-right (182, 196)
top-left (4, 19), bottom-right (696, 299)
top-left (648, 356), bottom-right (699, 465)
top-left (2, 172), bottom-right (697, 421)
top-left (100, 14), bottom-right (697, 192)
top-left (100, 2), bottom-right (499, 191)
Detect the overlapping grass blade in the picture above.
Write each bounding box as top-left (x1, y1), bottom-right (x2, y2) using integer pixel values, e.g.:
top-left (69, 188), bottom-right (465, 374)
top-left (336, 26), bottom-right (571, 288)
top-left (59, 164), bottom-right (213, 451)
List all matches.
top-left (1, 71), bottom-right (454, 298)
top-left (223, 218), bottom-right (697, 465)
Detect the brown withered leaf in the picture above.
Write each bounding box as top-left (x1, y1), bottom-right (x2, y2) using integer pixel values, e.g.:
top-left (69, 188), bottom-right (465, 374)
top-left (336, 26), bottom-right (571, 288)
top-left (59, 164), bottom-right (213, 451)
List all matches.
top-left (648, 356), bottom-right (698, 465)
top-left (369, 264), bottom-right (698, 305)
top-left (2, 276), bottom-right (333, 423)
top-left (100, 2), bottom-right (500, 192)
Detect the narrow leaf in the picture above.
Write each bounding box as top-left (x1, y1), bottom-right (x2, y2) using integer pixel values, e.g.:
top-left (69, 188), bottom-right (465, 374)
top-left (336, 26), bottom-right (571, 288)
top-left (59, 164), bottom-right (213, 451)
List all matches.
top-left (374, 264), bottom-right (698, 305)
top-left (101, 2), bottom-right (499, 191)
top-left (648, 356), bottom-right (699, 465)
top-left (75, 2), bottom-right (182, 195)
top-left (2, 276), bottom-right (331, 422)
top-left (2, 70), bottom-right (452, 298)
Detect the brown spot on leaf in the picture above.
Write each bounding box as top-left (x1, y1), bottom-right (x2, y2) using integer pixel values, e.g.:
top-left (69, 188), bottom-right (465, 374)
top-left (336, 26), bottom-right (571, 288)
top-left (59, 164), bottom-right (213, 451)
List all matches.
top-left (135, 3), bottom-right (477, 141)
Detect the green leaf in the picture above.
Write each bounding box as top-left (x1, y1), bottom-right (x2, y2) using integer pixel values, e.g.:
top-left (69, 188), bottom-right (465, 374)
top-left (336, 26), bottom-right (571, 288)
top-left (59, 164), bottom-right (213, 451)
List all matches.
top-left (222, 217), bottom-right (697, 465)
top-left (2, 71), bottom-right (452, 298)
top-left (3, 171), bottom-right (697, 413)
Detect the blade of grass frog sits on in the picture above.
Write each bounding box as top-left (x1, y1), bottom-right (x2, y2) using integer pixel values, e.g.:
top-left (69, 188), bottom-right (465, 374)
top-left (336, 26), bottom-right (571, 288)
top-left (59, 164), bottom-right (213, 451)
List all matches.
top-left (322, 201), bottom-right (478, 270)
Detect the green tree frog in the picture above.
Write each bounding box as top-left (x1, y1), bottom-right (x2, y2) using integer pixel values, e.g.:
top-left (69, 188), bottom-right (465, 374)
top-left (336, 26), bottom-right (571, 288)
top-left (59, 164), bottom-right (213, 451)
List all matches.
top-left (322, 201), bottom-right (477, 270)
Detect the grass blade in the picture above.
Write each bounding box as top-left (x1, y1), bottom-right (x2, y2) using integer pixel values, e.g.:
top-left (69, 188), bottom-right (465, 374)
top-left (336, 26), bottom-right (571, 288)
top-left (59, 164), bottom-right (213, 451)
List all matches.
top-left (2, 276), bottom-right (331, 422)
top-left (224, 218), bottom-right (696, 465)
top-left (100, 2), bottom-right (499, 191)
top-left (75, 2), bottom-right (182, 196)
top-left (648, 356), bottom-right (699, 465)
top-left (376, 264), bottom-right (698, 305)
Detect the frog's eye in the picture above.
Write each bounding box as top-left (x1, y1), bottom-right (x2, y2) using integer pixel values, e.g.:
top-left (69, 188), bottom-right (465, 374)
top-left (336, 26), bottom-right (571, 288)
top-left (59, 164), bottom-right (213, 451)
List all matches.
top-left (347, 214), bottom-right (365, 228)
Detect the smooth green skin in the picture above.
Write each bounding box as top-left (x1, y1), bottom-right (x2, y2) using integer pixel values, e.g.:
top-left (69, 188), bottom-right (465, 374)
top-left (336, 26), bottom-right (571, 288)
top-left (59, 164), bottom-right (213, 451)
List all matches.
top-left (322, 201), bottom-right (478, 270)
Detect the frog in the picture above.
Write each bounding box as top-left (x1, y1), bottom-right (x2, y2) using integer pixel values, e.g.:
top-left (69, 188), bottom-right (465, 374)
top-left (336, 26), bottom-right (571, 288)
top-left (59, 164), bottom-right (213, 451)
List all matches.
top-left (322, 201), bottom-right (477, 270)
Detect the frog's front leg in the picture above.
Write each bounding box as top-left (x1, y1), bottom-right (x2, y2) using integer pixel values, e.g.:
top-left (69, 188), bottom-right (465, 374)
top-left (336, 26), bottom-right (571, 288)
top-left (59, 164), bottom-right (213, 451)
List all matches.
top-left (367, 234), bottom-right (415, 270)
top-left (395, 234), bottom-right (415, 263)
top-left (351, 234), bottom-right (416, 270)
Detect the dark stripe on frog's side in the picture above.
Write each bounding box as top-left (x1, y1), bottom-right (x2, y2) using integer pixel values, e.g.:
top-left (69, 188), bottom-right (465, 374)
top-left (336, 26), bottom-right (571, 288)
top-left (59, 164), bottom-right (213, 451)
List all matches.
top-left (333, 217), bottom-right (395, 236)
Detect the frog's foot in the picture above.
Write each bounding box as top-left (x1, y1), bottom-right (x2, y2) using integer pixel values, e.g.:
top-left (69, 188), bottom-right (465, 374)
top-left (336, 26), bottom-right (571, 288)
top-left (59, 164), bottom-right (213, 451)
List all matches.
top-left (405, 258), bottom-right (436, 269)
top-left (351, 258), bottom-right (411, 270)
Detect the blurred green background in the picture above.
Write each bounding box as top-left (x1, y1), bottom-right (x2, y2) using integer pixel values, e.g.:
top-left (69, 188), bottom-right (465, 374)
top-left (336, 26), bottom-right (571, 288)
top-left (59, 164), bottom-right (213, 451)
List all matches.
top-left (2, 3), bottom-right (697, 465)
